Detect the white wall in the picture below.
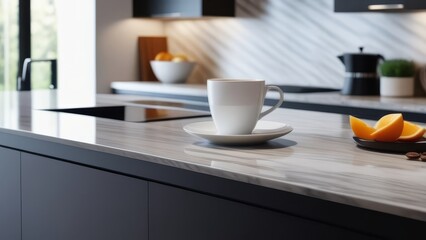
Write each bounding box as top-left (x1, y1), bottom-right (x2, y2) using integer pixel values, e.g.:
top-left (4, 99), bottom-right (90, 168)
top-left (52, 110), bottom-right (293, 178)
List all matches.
top-left (56, 0), bottom-right (96, 99)
top-left (94, 0), bottom-right (426, 90)
top-left (166, 0), bottom-right (426, 88)
top-left (96, 0), bottom-right (164, 93)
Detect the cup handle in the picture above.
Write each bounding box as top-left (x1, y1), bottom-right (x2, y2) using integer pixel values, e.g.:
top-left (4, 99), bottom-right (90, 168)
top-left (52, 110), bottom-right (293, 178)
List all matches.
top-left (259, 85), bottom-right (284, 119)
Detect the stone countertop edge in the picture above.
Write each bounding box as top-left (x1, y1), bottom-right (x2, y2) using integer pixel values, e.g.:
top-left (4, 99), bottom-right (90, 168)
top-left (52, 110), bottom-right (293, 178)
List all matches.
top-left (2, 90), bottom-right (426, 222)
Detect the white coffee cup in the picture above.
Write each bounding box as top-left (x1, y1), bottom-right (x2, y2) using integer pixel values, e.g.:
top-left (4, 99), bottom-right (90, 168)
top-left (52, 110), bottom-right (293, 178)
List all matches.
top-left (207, 78), bottom-right (284, 135)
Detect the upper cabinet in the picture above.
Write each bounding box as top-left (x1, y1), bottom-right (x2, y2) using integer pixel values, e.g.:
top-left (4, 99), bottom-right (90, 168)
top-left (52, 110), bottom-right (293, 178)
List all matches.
top-left (133, 0), bottom-right (235, 18)
top-left (335, 0), bottom-right (426, 12)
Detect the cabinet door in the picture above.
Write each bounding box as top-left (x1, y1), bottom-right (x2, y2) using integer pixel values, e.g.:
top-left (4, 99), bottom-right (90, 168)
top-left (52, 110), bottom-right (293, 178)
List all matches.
top-left (335, 0), bottom-right (426, 12)
top-left (149, 182), bottom-right (377, 240)
top-left (21, 153), bottom-right (148, 240)
top-left (405, 0), bottom-right (426, 9)
top-left (0, 146), bottom-right (21, 240)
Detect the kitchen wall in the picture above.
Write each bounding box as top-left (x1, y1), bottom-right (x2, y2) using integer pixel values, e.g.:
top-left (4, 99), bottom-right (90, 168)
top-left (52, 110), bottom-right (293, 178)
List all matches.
top-left (165, 0), bottom-right (426, 88)
top-left (57, 0), bottom-right (95, 98)
top-left (96, 0), bottom-right (164, 93)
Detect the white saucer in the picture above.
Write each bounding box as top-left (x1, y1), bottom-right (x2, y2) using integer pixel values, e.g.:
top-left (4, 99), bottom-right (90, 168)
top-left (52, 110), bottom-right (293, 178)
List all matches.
top-left (183, 121), bottom-right (293, 145)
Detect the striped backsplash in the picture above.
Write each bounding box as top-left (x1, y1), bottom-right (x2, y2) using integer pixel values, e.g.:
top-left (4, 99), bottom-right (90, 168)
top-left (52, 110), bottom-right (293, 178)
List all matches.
top-left (165, 0), bottom-right (426, 88)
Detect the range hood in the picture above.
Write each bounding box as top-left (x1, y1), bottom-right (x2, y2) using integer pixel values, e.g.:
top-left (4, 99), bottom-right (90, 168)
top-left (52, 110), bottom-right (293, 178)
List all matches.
top-left (133, 0), bottom-right (235, 19)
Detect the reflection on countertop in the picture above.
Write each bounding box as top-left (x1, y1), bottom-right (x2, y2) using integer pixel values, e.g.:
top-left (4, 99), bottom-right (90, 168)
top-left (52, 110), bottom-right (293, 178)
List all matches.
top-left (111, 81), bottom-right (426, 116)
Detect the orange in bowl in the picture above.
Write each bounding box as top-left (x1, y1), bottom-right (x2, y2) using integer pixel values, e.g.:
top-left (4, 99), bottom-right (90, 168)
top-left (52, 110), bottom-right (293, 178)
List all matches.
top-left (349, 116), bottom-right (375, 140)
top-left (154, 51), bottom-right (174, 61)
top-left (398, 121), bottom-right (426, 142)
top-left (172, 54), bottom-right (189, 62)
top-left (370, 113), bottom-right (404, 142)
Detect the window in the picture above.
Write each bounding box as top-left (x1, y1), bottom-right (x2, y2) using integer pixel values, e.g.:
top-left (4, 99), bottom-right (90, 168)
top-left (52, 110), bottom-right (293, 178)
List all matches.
top-left (31, 0), bottom-right (57, 90)
top-left (0, 0), bottom-right (19, 91)
top-left (0, 0), bottom-right (57, 91)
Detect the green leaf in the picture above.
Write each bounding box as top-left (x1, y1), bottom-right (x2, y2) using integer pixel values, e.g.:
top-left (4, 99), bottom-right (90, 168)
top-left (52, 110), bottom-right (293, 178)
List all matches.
top-left (379, 59), bottom-right (415, 77)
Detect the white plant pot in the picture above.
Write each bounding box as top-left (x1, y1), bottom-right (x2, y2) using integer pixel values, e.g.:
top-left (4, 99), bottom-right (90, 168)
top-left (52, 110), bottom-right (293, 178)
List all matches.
top-left (380, 76), bottom-right (414, 97)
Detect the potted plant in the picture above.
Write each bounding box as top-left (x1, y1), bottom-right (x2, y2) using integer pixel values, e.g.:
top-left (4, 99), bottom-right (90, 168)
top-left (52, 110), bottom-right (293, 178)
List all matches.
top-left (379, 59), bottom-right (415, 97)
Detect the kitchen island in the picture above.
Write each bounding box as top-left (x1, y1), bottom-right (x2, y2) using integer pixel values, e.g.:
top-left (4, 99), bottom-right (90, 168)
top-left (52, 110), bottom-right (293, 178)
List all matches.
top-left (1, 90), bottom-right (426, 240)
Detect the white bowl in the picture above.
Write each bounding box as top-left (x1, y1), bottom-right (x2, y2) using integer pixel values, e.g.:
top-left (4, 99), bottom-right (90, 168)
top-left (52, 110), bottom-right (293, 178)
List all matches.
top-left (150, 61), bottom-right (196, 84)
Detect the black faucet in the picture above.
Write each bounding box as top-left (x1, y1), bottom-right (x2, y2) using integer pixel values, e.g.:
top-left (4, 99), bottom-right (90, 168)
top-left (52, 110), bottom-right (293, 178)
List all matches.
top-left (18, 58), bottom-right (57, 91)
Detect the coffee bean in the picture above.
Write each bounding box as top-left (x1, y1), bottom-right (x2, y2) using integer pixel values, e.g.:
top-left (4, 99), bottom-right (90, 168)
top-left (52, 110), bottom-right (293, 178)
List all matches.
top-left (406, 152), bottom-right (420, 160)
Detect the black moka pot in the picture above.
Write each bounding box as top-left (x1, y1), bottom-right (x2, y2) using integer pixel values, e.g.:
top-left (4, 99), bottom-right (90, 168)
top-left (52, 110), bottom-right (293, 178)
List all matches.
top-left (338, 47), bottom-right (384, 95)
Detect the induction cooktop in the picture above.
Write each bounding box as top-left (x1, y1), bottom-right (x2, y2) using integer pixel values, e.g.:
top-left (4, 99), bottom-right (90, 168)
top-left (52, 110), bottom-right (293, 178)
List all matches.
top-left (45, 105), bottom-right (210, 122)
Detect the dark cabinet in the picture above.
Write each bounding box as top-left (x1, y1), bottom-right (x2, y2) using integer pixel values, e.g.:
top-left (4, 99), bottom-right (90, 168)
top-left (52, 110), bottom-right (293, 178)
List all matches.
top-left (0, 136), bottom-right (423, 240)
top-left (21, 153), bottom-right (149, 240)
top-left (149, 182), bottom-right (376, 240)
top-left (133, 0), bottom-right (235, 18)
top-left (335, 0), bottom-right (426, 12)
top-left (0, 147), bottom-right (21, 240)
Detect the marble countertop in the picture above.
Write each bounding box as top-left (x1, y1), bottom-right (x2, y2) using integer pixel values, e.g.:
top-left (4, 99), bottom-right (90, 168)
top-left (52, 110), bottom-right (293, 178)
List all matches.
top-left (111, 81), bottom-right (426, 114)
top-left (1, 90), bottom-right (426, 221)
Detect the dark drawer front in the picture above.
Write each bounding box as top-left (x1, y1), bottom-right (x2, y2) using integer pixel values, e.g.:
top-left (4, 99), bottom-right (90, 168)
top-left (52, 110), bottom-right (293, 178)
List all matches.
top-left (149, 182), bottom-right (377, 240)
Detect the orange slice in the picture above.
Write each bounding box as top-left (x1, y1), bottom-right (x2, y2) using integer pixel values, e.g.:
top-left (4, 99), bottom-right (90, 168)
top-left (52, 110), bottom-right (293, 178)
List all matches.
top-left (371, 113), bottom-right (404, 142)
top-left (349, 116), bottom-right (375, 140)
top-left (398, 121), bottom-right (426, 142)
